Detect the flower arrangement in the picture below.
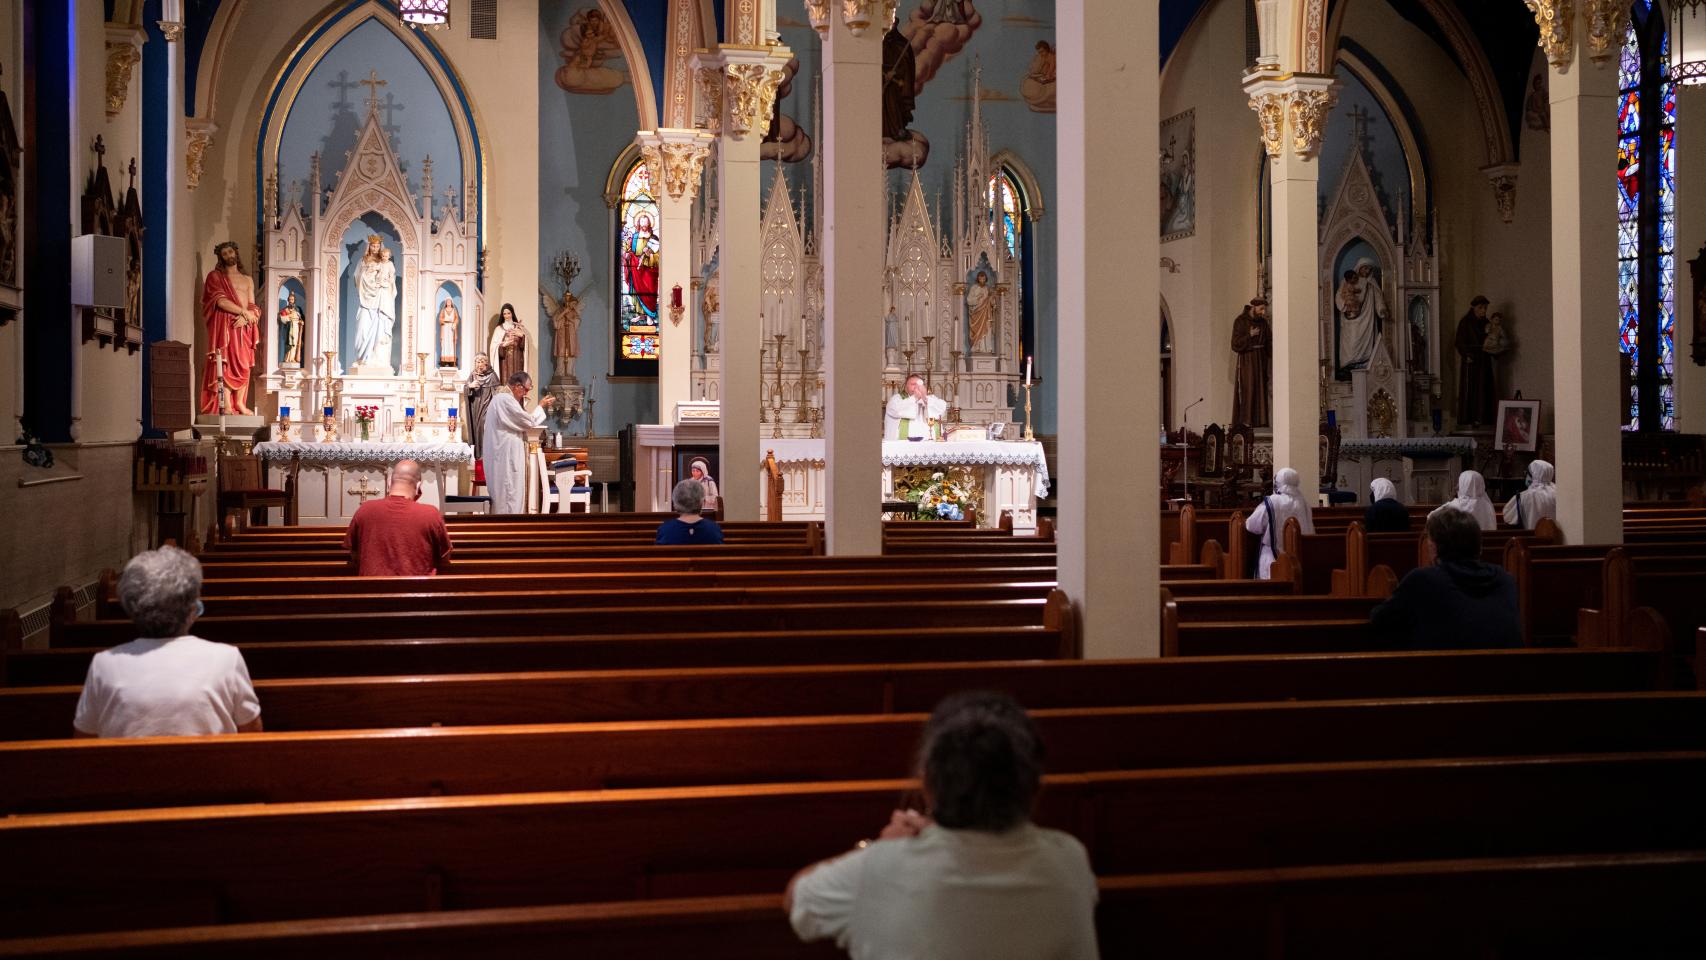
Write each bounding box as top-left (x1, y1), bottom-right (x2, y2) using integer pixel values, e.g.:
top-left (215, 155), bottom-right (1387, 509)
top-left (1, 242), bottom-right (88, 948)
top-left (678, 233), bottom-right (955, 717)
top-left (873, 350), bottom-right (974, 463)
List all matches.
top-left (354, 405), bottom-right (378, 441)
top-left (892, 467), bottom-right (981, 522)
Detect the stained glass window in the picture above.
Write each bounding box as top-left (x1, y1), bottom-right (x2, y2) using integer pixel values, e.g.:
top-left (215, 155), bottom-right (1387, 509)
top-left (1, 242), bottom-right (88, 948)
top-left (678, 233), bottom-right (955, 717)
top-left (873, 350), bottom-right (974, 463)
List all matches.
top-left (1617, 1), bottom-right (1677, 430)
top-left (987, 170), bottom-right (1021, 260)
top-left (615, 159), bottom-right (661, 373)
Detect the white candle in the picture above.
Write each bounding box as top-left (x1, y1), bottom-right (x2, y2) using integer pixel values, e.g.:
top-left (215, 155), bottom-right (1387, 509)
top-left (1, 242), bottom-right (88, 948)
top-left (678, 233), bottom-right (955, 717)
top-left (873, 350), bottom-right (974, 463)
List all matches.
top-left (1025, 356), bottom-right (1032, 386)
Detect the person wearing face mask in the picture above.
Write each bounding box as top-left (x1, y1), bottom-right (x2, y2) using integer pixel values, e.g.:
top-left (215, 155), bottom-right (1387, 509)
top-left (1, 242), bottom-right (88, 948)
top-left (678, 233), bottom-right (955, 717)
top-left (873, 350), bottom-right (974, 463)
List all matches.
top-left (1364, 477), bottom-right (1411, 533)
top-left (1243, 467), bottom-right (1315, 579)
top-left (1501, 459), bottom-right (1557, 530)
top-left (1429, 470), bottom-right (1497, 531)
top-left (343, 459), bottom-right (453, 576)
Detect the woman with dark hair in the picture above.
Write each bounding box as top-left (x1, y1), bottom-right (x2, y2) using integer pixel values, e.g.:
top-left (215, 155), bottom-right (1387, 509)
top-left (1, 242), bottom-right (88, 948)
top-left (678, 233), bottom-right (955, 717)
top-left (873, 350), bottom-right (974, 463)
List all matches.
top-left (786, 692), bottom-right (1098, 958)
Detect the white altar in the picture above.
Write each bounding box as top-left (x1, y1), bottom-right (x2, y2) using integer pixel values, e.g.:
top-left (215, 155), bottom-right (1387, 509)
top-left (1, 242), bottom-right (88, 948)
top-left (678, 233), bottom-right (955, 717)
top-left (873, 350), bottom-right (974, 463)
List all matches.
top-left (763, 439), bottom-right (1049, 533)
top-left (1338, 436), bottom-right (1476, 504)
top-left (253, 440), bottom-right (472, 525)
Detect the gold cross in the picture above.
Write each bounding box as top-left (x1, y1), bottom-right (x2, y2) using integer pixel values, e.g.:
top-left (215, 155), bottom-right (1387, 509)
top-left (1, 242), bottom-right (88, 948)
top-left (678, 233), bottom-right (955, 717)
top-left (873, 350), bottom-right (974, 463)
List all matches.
top-left (359, 69), bottom-right (387, 115)
top-left (348, 476), bottom-right (381, 501)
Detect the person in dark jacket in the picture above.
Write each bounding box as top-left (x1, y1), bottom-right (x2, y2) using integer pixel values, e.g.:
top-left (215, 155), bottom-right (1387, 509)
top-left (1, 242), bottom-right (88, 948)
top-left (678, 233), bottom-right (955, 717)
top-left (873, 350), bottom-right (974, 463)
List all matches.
top-left (655, 479), bottom-right (725, 545)
top-left (1363, 477), bottom-right (1410, 533)
top-left (1370, 507), bottom-right (1519, 650)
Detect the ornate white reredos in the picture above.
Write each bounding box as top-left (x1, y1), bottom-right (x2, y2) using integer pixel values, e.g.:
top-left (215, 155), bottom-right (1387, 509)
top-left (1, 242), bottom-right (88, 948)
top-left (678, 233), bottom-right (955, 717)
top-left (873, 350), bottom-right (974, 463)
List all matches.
top-left (259, 89), bottom-right (483, 439)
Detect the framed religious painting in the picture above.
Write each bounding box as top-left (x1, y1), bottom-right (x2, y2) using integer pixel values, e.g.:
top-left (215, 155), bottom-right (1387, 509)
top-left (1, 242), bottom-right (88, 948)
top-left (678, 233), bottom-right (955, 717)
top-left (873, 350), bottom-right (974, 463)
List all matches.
top-left (1493, 399), bottom-right (1540, 452)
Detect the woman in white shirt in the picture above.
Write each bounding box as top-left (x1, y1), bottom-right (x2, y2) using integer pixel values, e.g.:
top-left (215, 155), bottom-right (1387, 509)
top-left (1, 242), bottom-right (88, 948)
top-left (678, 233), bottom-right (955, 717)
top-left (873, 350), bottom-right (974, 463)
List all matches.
top-left (1501, 459), bottom-right (1557, 530)
top-left (1244, 467), bottom-right (1316, 579)
top-left (73, 546), bottom-right (262, 738)
top-left (786, 692), bottom-right (1098, 960)
top-left (1430, 469), bottom-right (1497, 531)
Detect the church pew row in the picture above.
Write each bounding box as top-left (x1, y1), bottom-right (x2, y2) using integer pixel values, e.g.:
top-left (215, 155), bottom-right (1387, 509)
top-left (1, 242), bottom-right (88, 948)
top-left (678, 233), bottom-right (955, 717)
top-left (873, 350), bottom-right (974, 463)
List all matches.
top-left (1505, 541), bottom-right (1698, 650)
top-left (1274, 518), bottom-right (1557, 597)
top-left (3, 753), bottom-right (1703, 937)
top-left (190, 540), bottom-right (1058, 563)
top-left (5, 692), bottom-right (1702, 814)
top-left (47, 594), bottom-right (1070, 650)
top-left (6, 853), bottom-right (1701, 959)
top-left (2, 647), bottom-right (1680, 738)
top-left (1164, 504), bottom-right (1439, 568)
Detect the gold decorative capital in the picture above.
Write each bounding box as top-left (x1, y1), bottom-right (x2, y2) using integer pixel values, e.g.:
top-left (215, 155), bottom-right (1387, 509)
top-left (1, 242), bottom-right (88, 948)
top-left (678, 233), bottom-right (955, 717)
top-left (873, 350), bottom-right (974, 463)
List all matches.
top-left (1287, 88), bottom-right (1334, 159)
top-left (157, 20), bottom-right (184, 42)
top-left (723, 62), bottom-right (785, 141)
top-left (660, 140), bottom-right (712, 201)
top-left (841, 0), bottom-right (898, 37)
top-left (1481, 164), bottom-right (1520, 224)
top-left (1247, 92), bottom-right (1286, 160)
top-left (1524, 0), bottom-right (1576, 69)
top-left (804, 0), bottom-right (831, 36)
top-left (185, 120), bottom-right (218, 191)
top-left (105, 40), bottom-right (142, 118)
top-left (694, 65), bottom-right (724, 135)
top-left (638, 141), bottom-right (664, 194)
top-left (1583, 0), bottom-right (1628, 66)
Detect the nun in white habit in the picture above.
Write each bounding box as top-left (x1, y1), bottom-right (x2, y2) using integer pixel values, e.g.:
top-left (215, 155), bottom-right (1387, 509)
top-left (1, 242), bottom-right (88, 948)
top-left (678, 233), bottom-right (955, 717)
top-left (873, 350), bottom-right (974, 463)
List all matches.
top-left (1429, 470), bottom-right (1497, 531)
top-left (1244, 467), bottom-right (1316, 580)
top-left (1501, 459), bottom-right (1557, 529)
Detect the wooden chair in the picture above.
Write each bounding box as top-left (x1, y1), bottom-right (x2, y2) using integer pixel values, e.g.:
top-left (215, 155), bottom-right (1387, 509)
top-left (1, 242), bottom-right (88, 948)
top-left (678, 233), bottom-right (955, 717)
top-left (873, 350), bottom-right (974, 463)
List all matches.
top-left (1319, 419), bottom-right (1356, 505)
top-left (546, 455), bottom-right (594, 514)
top-left (217, 450), bottom-right (295, 530)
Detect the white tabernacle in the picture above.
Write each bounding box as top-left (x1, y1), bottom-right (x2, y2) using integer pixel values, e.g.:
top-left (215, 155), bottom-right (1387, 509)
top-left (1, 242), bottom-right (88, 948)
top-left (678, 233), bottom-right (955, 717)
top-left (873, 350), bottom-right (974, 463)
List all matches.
top-left (252, 440), bottom-right (472, 525)
top-left (763, 439), bottom-right (1049, 533)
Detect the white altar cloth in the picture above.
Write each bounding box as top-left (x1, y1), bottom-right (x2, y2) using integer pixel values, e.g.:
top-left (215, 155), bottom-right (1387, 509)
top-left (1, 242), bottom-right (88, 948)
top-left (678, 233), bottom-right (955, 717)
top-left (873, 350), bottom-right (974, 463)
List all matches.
top-left (766, 439), bottom-right (1050, 499)
top-left (252, 441), bottom-right (471, 525)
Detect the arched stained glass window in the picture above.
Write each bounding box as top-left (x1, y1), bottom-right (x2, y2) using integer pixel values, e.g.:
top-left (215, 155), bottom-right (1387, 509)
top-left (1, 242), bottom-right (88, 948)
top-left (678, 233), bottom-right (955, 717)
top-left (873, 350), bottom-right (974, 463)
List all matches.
top-left (614, 158), bottom-right (661, 375)
top-left (1617, 0), bottom-right (1677, 430)
top-left (988, 170), bottom-right (1022, 259)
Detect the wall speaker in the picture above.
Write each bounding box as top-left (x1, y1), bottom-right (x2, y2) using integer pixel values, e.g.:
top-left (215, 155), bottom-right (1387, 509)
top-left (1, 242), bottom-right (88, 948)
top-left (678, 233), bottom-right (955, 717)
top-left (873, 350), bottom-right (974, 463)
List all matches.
top-left (71, 234), bottom-right (127, 308)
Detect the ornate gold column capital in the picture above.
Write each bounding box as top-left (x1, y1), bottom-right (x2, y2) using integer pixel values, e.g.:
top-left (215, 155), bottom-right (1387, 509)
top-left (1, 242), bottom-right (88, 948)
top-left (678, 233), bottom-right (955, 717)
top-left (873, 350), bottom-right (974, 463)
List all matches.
top-left (804, 0), bottom-right (831, 36)
top-left (1481, 163), bottom-right (1520, 224)
top-left (1286, 87), bottom-right (1334, 159)
top-left (185, 119), bottom-right (218, 191)
top-left (637, 128), bottom-right (716, 202)
top-left (1525, 0), bottom-right (1576, 69)
top-left (104, 26), bottom-right (144, 119)
top-left (1582, 0), bottom-right (1629, 66)
top-left (723, 62), bottom-right (785, 140)
top-left (1242, 73), bottom-right (1336, 162)
top-left (840, 0), bottom-right (898, 37)
top-left (1247, 91), bottom-right (1286, 160)
top-left (157, 20), bottom-right (184, 42)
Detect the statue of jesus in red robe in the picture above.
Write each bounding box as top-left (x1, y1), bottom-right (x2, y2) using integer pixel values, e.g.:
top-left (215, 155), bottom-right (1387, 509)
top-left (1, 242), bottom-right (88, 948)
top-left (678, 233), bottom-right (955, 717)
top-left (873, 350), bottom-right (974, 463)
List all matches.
top-left (198, 241), bottom-right (261, 415)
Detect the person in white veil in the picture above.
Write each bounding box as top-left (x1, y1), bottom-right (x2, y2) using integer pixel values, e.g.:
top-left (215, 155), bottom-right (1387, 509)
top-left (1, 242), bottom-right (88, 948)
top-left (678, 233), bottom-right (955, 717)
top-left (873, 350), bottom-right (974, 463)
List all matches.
top-left (687, 458), bottom-right (720, 513)
top-left (1244, 467), bottom-right (1315, 579)
top-left (1364, 477), bottom-right (1410, 532)
top-left (1501, 459), bottom-right (1557, 530)
top-left (1429, 470), bottom-right (1497, 531)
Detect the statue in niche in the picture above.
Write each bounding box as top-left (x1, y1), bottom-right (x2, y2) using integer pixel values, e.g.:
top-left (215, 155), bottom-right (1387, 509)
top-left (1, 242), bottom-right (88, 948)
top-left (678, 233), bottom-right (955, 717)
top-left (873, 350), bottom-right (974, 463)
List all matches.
top-left (555, 8), bottom-right (625, 95)
top-left (280, 290), bottom-right (304, 367)
top-left (352, 235), bottom-right (396, 369)
top-left (1230, 297), bottom-right (1272, 428)
top-left (964, 269), bottom-right (996, 353)
top-left (464, 352), bottom-right (501, 458)
top-left (702, 277), bottom-right (720, 353)
top-left (0, 60), bottom-right (20, 288)
top-left (1020, 40), bottom-right (1056, 113)
top-left (488, 302), bottom-right (529, 383)
top-left (1453, 295), bottom-right (1499, 427)
top-left (1337, 257), bottom-right (1388, 371)
top-left (198, 241), bottom-right (261, 415)
top-left (437, 297), bottom-right (460, 368)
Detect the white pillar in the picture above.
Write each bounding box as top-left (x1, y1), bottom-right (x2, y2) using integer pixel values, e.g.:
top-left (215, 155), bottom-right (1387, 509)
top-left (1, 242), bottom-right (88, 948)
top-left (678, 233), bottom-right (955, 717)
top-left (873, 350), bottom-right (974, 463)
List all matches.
top-left (1057, 0), bottom-right (1159, 657)
top-left (820, 6), bottom-right (885, 555)
top-left (1673, 85), bottom-right (1706, 434)
top-left (1548, 43), bottom-right (1622, 541)
top-left (1244, 73), bottom-right (1335, 501)
top-left (639, 130), bottom-right (712, 425)
top-left (708, 48), bottom-right (790, 521)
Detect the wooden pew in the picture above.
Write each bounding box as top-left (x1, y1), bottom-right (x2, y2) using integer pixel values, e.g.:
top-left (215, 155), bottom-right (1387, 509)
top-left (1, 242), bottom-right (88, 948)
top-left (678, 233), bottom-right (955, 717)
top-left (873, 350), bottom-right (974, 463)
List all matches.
top-left (50, 593), bottom-right (1069, 650)
top-left (2, 648), bottom-right (1679, 738)
top-left (3, 753), bottom-right (1703, 937)
top-left (1160, 591), bottom-right (1381, 657)
top-left (1505, 541), bottom-right (1679, 649)
top-left (8, 853), bottom-right (1703, 959)
top-left (6, 692), bottom-right (1703, 814)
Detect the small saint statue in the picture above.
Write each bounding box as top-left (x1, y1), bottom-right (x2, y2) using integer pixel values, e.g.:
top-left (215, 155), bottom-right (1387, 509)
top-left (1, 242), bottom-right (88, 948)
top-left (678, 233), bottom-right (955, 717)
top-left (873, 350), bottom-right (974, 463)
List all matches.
top-left (437, 298), bottom-right (460, 368)
top-left (279, 290), bottom-right (304, 367)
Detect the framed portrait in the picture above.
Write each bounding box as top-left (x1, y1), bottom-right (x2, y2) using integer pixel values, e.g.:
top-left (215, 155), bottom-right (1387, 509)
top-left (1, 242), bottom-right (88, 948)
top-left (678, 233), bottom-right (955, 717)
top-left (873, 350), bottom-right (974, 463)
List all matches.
top-left (1494, 399), bottom-right (1541, 452)
top-left (674, 445), bottom-right (721, 512)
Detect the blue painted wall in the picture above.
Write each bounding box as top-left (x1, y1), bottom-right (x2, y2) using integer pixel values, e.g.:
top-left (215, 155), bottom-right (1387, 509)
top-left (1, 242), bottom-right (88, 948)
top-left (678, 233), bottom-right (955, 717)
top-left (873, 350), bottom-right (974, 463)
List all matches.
top-left (540, 0), bottom-right (654, 436)
top-left (278, 18), bottom-right (462, 213)
top-left (1317, 61), bottom-right (1412, 227)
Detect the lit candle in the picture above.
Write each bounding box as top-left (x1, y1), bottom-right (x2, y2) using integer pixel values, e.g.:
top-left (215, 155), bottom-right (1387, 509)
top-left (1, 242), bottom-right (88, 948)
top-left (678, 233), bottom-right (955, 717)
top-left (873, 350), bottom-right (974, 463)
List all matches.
top-left (280, 406), bottom-right (290, 418)
top-left (1025, 356), bottom-right (1032, 386)
top-left (671, 285), bottom-right (684, 309)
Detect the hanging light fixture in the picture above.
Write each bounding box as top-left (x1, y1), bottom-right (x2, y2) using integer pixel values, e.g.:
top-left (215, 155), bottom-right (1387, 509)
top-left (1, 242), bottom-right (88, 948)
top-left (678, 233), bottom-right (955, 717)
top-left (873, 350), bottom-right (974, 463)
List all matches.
top-left (398, 0), bottom-right (449, 30)
top-left (1674, 0), bottom-right (1706, 85)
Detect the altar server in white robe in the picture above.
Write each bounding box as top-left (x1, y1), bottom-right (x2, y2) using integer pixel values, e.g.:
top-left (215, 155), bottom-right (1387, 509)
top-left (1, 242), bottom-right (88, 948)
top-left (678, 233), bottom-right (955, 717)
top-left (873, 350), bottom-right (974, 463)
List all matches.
top-left (1429, 469), bottom-right (1497, 531)
top-left (1244, 467), bottom-right (1315, 579)
top-left (483, 371), bottom-right (555, 514)
top-left (884, 374), bottom-right (948, 440)
top-left (1501, 459), bottom-right (1557, 530)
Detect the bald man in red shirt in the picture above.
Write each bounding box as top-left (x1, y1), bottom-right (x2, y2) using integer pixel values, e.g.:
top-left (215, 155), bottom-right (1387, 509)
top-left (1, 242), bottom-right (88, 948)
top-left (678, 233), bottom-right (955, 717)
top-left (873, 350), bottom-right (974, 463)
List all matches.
top-left (344, 460), bottom-right (453, 576)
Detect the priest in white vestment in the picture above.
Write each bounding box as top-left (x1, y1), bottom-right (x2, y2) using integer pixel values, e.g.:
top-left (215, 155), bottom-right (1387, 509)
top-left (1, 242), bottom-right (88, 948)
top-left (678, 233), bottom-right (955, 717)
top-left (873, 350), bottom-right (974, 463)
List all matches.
top-left (482, 371), bottom-right (556, 514)
top-left (884, 374), bottom-right (948, 440)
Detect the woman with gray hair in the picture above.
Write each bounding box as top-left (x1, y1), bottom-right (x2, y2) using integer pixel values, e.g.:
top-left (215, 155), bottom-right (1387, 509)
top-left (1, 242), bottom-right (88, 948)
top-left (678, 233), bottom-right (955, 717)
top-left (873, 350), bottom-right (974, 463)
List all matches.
top-left (73, 546), bottom-right (262, 738)
top-left (654, 479), bottom-right (725, 544)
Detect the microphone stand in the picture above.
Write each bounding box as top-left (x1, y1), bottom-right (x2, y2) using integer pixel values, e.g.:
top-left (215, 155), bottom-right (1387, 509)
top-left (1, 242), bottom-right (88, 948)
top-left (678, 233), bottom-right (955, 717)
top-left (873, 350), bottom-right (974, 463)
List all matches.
top-left (1181, 397), bottom-right (1205, 505)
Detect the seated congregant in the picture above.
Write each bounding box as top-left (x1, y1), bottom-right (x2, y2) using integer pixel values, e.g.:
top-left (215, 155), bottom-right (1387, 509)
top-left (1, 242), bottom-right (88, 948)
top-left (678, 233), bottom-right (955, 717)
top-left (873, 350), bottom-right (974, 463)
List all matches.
top-left (1364, 477), bottom-right (1410, 533)
top-left (1428, 469), bottom-right (1496, 531)
top-left (884, 374), bottom-right (948, 440)
top-left (73, 546), bottom-right (263, 738)
top-left (1244, 467), bottom-right (1315, 579)
top-left (655, 479), bottom-right (725, 545)
top-left (1502, 459), bottom-right (1557, 530)
top-left (1370, 507), bottom-right (1519, 650)
top-left (786, 691), bottom-right (1098, 959)
top-left (343, 459), bottom-right (453, 576)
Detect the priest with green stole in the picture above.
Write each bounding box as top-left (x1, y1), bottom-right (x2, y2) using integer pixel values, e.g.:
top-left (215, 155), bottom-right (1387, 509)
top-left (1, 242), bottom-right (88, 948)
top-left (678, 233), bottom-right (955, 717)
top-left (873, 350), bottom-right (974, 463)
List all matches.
top-left (885, 373), bottom-right (948, 440)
